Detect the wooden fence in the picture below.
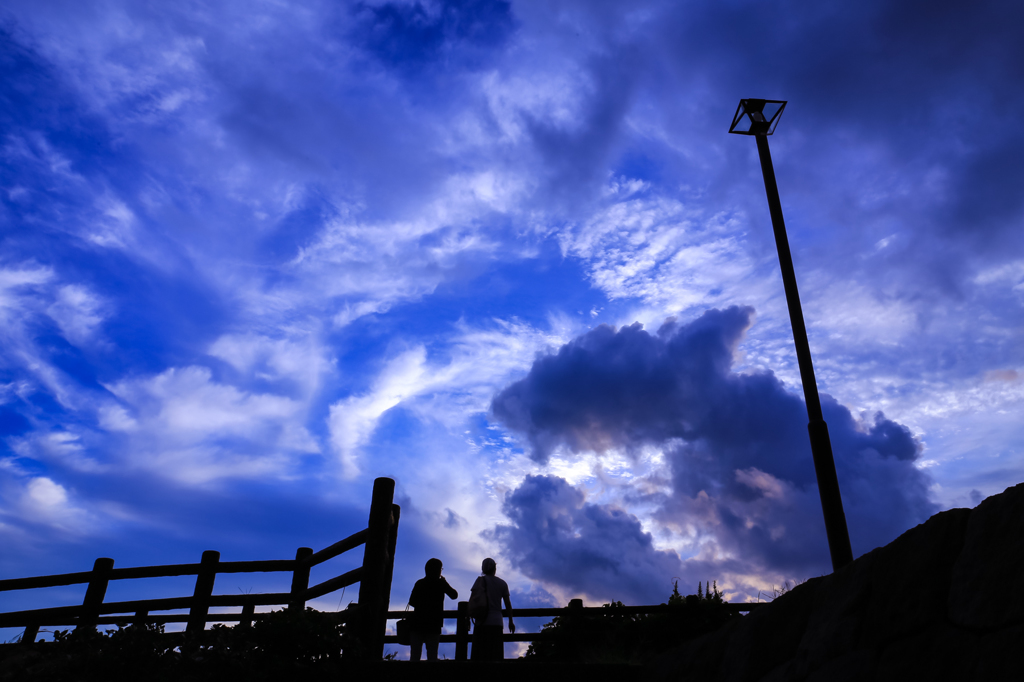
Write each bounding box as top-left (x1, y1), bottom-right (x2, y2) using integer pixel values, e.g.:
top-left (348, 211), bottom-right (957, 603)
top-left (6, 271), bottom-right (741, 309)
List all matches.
top-left (0, 477), bottom-right (400, 660)
top-left (383, 599), bottom-right (765, 660)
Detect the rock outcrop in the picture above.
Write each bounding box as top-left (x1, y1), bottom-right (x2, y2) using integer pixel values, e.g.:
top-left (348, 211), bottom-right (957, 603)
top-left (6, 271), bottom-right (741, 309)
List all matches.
top-left (649, 482), bottom-right (1024, 681)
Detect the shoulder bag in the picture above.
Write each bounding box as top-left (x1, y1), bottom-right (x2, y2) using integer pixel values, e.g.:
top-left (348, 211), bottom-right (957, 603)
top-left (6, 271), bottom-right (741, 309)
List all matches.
top-left (468, 576), bottom-right (489, 622)
top-left (396, 605), bottom-right (411, 645)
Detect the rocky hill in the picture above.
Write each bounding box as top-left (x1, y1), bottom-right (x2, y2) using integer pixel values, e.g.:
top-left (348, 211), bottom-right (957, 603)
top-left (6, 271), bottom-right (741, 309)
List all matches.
top-left (650, 482), bottom-right (1024, 681)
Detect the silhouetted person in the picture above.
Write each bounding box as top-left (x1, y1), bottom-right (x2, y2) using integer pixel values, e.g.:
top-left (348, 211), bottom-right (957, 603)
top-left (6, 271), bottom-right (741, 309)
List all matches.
top-left (408, 558), bottom-right (458, 661)
top-left (470, 557), bottom-right (514, 661)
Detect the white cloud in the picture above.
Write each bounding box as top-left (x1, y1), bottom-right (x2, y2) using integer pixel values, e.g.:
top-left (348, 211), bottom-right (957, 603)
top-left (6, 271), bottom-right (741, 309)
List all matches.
top-left (16, 476), bottom-right (94, 532)
top-left (47, 284), bottom-right (108, 346)
top-left (87, 195), bottom-right (137, 249)
top-left (479, 67), bottom-right (594, 143)
top-left (974, 258), bottom-right (1024, 302)
top-left (18, 431), bottom-right (108, 473)
top-left (0, 264), bottom-right (54, 318)
top-left (804, 280), bottom-right (917, 347)
top-left (207, 332), bottom-right (330, 396)
top-left (973, 258), bottom-right (1024, 287)
top-left (328, 347), bottom-right (429, 479)
top-left (564, 190), bottom-right (765, 314)
top-left (2, 133), bottom-right (84, 183)
top-left (97, 403), bottom-right (137, 431)
top-left (279, 196), bottom-right (508, 328)
top-left (0, 264), bottom-right (97, 410)
top-left (103, 365), bottom-right (319, 483)
top-left (327, 316), bottom-right (576, 478)
top-left (26, 476), bottom-right (68, 508)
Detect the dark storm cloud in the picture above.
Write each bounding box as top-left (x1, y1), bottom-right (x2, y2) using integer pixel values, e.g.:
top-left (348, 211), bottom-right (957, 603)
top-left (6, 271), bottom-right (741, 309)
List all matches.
top-left (494, 474), bottom-right (683, 604)
top-left (492, 306), bottom-right (758, 462)
top-left (492, 307), bottom-right (937, 585)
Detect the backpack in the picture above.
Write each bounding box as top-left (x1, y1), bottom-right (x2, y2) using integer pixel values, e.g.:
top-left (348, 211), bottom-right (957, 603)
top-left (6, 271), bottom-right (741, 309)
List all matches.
top-left (468, 576), bottom-right (489, 621)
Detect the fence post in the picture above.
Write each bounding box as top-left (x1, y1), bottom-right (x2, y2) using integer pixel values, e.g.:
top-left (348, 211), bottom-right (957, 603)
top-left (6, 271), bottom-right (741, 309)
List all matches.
top-left (21, 624), bottom-right (39, 646)
top-left (186, 550), bottom-right (220, 634)
top-left (289, 547), bottom-right (314, 611)
top-left (355, 477), bottom-right (395, 659)
top-left (380, 504), bottom-right (400, 617)
top-left (240, 599), bottom-right (256, 628)
top-left (133, 610), bottom-right (149, 627)
top-left (455, 600), bottom-right (469, 660)
top-left (78, 557), bottom-right (114, 631)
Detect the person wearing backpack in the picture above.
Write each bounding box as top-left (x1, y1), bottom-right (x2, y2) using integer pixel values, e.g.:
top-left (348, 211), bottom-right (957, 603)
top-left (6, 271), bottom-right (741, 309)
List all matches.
top-left (407, 558), bottom-right (459, 661)
top-left (468, 557), bottom-right (514, 660)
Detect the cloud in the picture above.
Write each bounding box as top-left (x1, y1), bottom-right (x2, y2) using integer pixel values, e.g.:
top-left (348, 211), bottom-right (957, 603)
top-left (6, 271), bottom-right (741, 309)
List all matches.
top-left (2, 0), bottom-right (1022, 612)
top-left (207, 332), bottom-right (330, 397)
top-left (563, 188), bottom-right (760, 312)
top-left (0, 264), bottom-right (107, 410)
top-left (327, 316), bottom-right (575, 476)
top-left (25, 476), bottom-right (67, 507)
top-left (329, 347), bottom-right (429, 478)
top-left (0, 474), bottom-right (96, 535)
top-left (100, 365), bottom-right (319, 484)
top-left (19, 476), bottom-right (92, 532)
top-left (491, 307), bottom-right (937, 589)
top-left (353, 0), bottom-right (515, 75)
top-left (0, 264), bottom-right (54, 324)
top-left (492, 307), bottom-right (755, 462)
top-left (283, 208), bottom-right (506, 329)
top-left (47, 284), bottom-right (108, 346)
top-left (495, 474), bottom-right (682, 604)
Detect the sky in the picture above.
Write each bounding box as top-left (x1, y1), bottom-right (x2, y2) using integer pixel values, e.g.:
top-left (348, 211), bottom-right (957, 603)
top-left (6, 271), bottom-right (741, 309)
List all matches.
top-left (2, 0), bottom-right (1023, 649)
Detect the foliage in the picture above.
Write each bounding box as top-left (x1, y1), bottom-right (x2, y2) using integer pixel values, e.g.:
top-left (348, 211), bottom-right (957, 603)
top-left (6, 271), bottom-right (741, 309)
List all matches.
top-left (524, 581), bottom-right (736, 664)
top-left (0, 608), bottom-right (354, 682)
top-left (757, 580), bottom-right (800, 602)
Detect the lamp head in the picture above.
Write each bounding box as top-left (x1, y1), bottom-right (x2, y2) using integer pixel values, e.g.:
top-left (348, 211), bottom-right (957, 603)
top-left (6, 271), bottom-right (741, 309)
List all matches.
top-left (729, 99), bottom-right (787, 135)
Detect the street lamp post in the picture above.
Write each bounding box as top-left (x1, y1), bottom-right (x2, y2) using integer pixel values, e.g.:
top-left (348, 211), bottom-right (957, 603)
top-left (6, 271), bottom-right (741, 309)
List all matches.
top-left (729, 99), bottom-right (853, 572)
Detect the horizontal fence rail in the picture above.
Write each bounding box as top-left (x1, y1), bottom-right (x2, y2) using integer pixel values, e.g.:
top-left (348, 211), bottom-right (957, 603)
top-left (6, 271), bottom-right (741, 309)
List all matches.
top-left (0, 477), bottom-right (400, 660)
top-left (0, 545), bottom-right (364, 632)
top-left (0, 560), bottom-right (304, 593)
top-left (381, 601), bottom-right (766, 660)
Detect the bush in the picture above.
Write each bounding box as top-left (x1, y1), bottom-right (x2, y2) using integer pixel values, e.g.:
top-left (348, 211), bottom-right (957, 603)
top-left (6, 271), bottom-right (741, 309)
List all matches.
top-left (0, 608), bottom-right (350, 682)
top-left (524, 581), bottom-right (737, 664)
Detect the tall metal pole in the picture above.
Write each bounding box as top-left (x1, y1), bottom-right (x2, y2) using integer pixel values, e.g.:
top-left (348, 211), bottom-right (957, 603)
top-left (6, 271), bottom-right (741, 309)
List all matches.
top-left (754, 133), bottom-right (854, 571)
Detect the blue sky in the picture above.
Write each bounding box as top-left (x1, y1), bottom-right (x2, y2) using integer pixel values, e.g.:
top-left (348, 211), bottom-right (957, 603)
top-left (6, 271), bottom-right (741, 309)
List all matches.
top-left (2, 0), bottom-right (1023, 645)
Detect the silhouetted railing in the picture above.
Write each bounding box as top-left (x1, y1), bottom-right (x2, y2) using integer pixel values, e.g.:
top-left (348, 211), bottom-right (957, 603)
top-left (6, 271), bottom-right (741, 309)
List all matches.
top-left (384, 599), bottom-right (765, 660)
top-left (0, 477), bottom-right (400, 659)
